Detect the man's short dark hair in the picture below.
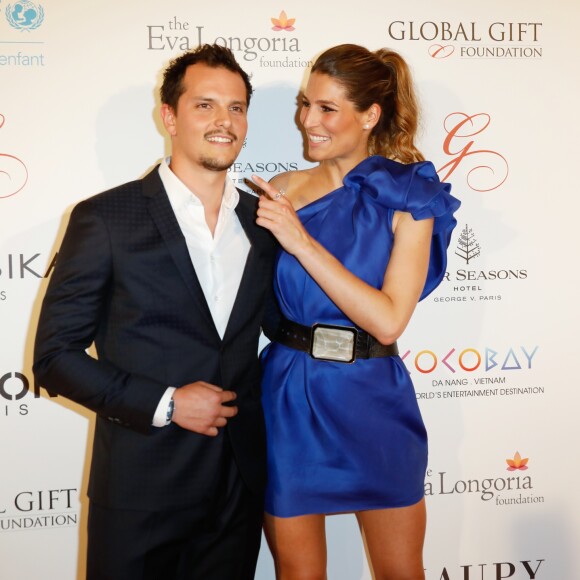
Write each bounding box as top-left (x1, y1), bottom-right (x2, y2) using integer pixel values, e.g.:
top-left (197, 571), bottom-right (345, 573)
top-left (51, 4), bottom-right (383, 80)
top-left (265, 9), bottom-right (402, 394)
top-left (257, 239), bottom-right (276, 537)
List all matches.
top-left (160, 44), bottom-right (253, 110)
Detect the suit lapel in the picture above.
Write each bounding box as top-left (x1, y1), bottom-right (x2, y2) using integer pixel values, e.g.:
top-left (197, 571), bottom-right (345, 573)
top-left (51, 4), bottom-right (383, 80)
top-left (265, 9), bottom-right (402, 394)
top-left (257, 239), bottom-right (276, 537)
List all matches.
top-left (142, 168), bottom-right (220, 341)
top-left (222, 191), bottom-right (264, 341)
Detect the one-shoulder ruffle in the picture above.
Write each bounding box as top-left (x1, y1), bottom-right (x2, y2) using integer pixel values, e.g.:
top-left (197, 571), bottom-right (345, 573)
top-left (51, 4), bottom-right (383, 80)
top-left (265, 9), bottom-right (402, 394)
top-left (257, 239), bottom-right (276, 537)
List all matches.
top-left (344, 156), bottom-right (461, 299)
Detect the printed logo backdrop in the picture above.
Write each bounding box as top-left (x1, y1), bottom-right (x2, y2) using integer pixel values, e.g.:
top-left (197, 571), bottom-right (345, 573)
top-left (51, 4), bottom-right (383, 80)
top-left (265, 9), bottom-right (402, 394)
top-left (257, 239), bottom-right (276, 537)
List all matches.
top-left (1, 1), bottom-right (579, 579)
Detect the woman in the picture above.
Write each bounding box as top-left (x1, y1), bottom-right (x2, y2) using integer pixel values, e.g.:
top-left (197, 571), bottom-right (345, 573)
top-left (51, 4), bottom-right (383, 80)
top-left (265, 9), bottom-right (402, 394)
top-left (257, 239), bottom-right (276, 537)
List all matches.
top-left (252, 44), bottom-right (460, 579)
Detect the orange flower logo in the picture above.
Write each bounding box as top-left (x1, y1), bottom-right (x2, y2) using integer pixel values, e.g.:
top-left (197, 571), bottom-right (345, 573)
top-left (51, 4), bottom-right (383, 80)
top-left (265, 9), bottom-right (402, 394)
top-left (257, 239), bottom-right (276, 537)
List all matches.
top-left (271, 11), bottom-right (295, 31)
top-left (506, 451), bottom-right (529, 471)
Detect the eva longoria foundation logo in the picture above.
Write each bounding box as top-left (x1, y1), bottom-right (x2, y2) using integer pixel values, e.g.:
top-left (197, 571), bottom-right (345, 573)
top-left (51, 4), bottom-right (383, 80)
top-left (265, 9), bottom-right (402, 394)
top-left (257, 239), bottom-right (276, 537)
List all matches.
top-left (386, 20), bottom-right (543, 60)
top-left (507, 451), bottom-right (528, 471)
top-left (271, 11), bottom-right (295, 31)
top-left (146, 11), bottom-right (311, 68)
top-left (424, 450), bottom-right (544, 506)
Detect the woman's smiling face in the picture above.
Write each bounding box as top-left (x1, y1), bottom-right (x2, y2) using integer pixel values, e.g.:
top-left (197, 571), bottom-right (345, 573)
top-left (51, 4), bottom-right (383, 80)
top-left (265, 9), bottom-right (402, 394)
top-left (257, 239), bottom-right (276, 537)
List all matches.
top-left (299, 72), bottom-right (373, 164)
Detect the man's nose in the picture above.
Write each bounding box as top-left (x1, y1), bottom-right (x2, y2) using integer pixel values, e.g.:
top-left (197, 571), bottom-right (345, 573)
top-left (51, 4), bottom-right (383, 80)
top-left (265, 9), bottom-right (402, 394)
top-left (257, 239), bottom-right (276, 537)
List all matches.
top-left (214, 107), bottom-right (233, 128)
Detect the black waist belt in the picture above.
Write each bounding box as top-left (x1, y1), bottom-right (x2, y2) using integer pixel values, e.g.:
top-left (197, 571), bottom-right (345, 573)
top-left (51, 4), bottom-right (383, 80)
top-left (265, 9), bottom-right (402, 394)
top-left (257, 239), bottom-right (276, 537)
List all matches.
top-left (275, 317), bottom-right (398, 364)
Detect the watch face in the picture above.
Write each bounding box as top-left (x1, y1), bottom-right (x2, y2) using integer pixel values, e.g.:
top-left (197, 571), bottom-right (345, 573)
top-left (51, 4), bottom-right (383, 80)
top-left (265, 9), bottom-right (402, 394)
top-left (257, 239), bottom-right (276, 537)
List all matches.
top-left (166, 399), bottom-right (174, 422)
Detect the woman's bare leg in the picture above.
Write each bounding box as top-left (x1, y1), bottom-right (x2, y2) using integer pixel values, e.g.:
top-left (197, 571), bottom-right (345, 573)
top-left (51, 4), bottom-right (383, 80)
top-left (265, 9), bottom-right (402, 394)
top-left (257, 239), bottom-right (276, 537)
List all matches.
top-left (264, 512), bottom-right (327, 580)
top-left (356, 499), bottom-right (426, 580)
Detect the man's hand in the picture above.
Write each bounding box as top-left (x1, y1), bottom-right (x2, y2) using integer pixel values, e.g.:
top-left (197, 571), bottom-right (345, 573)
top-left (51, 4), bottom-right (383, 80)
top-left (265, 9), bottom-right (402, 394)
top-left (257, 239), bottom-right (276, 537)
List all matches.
top-left (171, 382), bottom-right (238, 436)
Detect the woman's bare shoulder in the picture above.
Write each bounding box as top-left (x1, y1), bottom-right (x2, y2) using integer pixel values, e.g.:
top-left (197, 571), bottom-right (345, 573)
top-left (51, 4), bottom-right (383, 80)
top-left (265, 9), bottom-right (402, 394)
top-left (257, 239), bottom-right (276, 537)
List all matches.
top-left (269, 168), bottom-right (318, 193)
top-left (268, 171), bottom-right (293, 191)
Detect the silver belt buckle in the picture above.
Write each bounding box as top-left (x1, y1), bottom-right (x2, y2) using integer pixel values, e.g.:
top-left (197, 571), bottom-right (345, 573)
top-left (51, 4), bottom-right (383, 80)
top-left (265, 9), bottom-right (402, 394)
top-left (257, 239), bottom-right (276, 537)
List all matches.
top-left (310, 323), bottom-right (357, 363)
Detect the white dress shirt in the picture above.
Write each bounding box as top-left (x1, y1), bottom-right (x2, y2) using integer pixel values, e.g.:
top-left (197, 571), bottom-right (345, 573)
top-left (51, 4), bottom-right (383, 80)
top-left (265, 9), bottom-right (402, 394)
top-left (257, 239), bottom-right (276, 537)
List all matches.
top-left (152, 158), bottom-right (250, 426)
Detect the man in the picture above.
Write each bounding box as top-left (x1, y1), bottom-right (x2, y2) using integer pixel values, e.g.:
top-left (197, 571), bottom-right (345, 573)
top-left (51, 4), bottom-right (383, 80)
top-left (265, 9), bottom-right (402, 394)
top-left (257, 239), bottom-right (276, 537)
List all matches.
top-left (33, 44), bottom-right (278, 580)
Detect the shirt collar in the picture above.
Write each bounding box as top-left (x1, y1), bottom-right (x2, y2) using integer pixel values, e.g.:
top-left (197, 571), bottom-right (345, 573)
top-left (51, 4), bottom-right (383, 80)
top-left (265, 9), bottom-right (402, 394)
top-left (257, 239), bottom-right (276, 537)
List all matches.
top-left (158, 157), bottom-right (239, 211)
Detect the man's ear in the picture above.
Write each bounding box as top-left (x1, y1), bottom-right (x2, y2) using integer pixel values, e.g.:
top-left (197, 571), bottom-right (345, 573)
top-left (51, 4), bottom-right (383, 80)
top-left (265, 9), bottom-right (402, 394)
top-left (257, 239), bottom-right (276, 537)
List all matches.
top-left (161, 104), bottom-right (177, 136)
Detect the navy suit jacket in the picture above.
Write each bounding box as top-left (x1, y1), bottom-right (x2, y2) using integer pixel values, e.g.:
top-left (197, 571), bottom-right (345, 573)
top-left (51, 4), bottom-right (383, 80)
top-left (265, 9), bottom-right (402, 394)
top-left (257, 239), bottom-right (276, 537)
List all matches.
top-left (33, 166), bottom-right (279, 510)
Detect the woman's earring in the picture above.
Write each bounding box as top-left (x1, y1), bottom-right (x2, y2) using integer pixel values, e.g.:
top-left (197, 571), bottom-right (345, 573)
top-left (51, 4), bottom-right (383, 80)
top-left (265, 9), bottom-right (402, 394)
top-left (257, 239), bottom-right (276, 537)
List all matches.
top-left (363, 124), bottom-right (370, 130)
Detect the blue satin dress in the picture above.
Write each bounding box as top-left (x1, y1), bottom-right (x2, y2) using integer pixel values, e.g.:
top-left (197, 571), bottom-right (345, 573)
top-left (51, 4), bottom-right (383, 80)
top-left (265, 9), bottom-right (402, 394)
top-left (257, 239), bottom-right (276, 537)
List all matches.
top-left (261, 155), bottom-right (460, 517)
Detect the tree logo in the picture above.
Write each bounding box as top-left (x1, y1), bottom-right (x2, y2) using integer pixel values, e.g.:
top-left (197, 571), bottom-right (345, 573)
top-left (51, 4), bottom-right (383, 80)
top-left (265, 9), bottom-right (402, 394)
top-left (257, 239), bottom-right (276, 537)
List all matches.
top-left (455, 224), bottom-right (481, 264)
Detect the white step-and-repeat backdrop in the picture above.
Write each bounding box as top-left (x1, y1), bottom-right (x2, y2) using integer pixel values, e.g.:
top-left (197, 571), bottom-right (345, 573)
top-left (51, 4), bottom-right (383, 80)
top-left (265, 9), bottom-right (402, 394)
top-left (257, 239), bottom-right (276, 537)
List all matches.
top-left (1, 1), bottom-right (579, 578)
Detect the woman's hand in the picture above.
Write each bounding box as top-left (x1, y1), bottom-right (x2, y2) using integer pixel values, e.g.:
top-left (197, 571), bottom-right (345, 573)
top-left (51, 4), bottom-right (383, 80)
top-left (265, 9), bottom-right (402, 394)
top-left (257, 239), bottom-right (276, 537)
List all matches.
top-left (252, 174), bottom-right (313, 257)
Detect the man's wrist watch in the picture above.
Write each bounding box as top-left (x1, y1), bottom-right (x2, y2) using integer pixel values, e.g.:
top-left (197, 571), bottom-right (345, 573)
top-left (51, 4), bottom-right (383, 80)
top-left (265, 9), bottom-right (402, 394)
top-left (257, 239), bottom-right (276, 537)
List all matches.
top-left (165, 398), bottom-right (175, 425)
